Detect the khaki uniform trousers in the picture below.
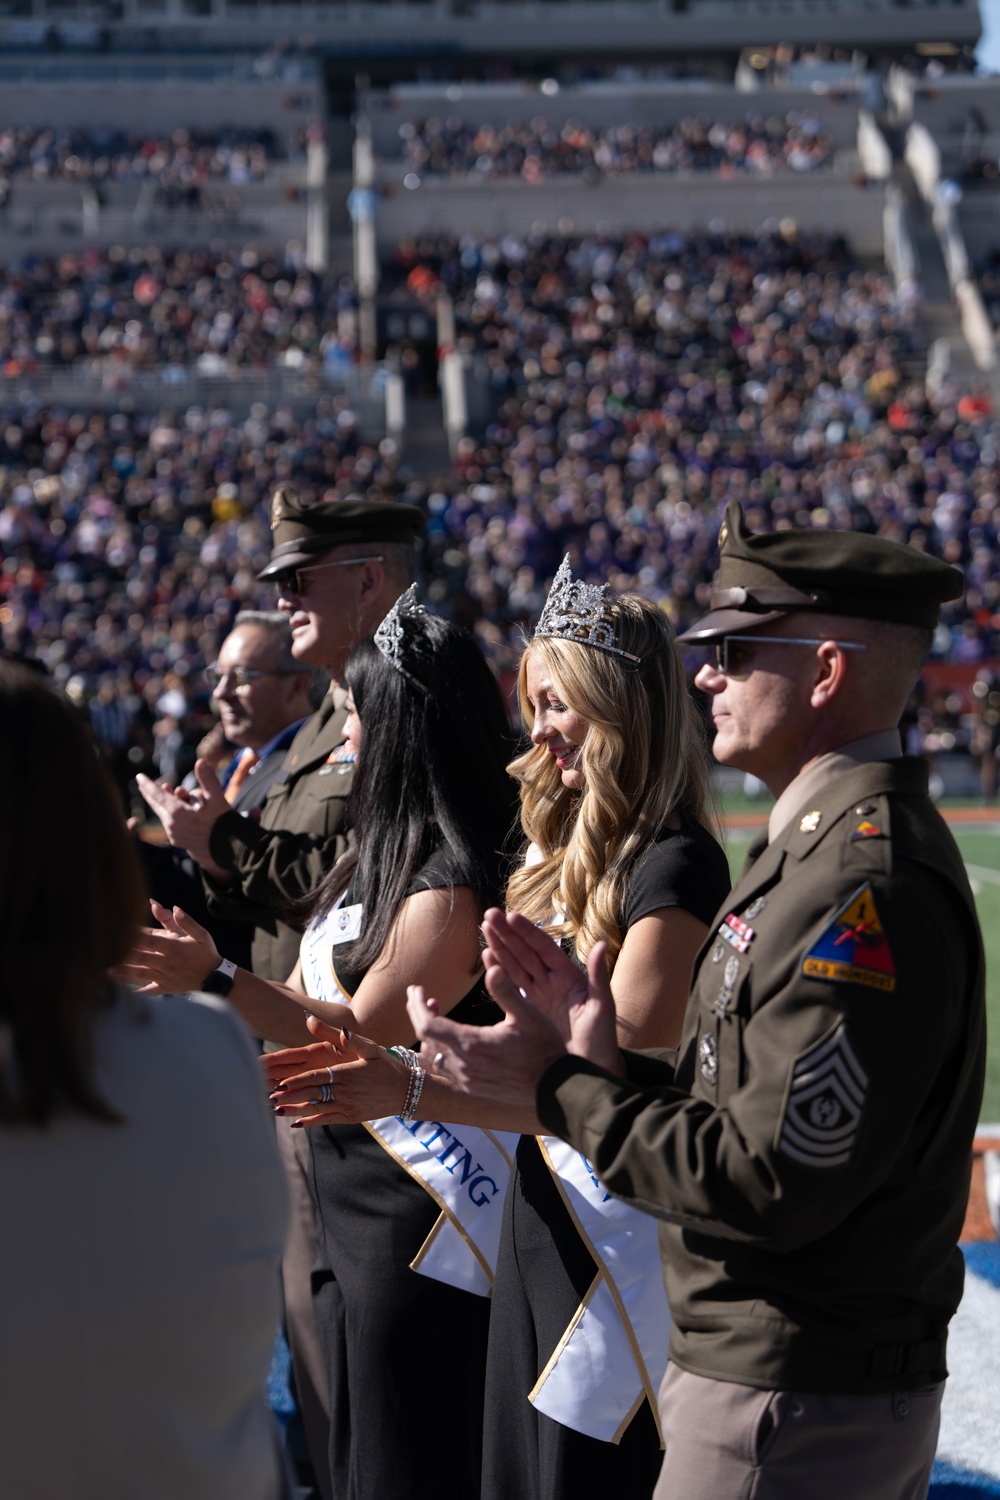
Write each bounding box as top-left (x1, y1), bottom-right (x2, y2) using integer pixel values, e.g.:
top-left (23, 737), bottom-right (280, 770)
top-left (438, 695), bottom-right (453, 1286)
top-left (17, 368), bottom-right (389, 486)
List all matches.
top-left (654, 1365), bottom-right (942, 1500)
top-left (275, 1115), bottom-right (332, 1500)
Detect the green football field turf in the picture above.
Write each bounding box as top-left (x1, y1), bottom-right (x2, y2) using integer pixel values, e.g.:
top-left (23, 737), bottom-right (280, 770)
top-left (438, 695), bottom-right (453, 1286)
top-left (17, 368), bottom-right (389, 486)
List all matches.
top-left (721, 825), bottom-right (1000, 1126)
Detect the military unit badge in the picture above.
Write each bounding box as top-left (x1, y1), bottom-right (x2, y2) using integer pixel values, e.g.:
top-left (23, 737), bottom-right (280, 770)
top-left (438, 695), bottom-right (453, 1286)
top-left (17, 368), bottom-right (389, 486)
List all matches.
top-left (801, 883), bottom-right (896, 993)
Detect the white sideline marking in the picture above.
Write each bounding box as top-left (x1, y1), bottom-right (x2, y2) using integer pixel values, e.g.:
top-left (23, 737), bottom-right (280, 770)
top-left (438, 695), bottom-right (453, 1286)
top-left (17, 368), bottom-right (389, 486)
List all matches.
top-left (937, 1267), bottom-right (1000, 1481)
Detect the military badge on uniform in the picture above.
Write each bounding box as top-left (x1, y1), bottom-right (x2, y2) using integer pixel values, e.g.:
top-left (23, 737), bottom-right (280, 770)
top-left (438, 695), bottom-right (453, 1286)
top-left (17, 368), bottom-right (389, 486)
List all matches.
top-left (799, 810), bottom-right (822, 834)
top-left (319, 744), bottom-right (357, 777)
top-left (744, 896), bottom-right (767, 920)
top-left (715, 954), bottom-right (741, 1018)
top-left (801, 883), bottom-right (896, 993)
top-left (716, 911), bottom-right (756, 954)
top-left (849, 820), bottom-right (884, 841)
top-left (776, 1022), bottom-right (868, 1168)
top-left (699, 1034), bottom-right (718, 1085)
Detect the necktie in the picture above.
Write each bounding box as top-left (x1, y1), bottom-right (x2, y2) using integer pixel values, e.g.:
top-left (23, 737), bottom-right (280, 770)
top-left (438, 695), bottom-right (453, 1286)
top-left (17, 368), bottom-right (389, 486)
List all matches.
top-left (224, 749), bottom-right (260, 805)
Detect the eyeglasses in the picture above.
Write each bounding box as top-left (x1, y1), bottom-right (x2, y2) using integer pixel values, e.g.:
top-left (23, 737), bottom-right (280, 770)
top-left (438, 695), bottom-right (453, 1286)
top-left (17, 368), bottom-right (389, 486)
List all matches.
top-left (206, 666), bottom-right (301, 692)
top-left (274, 555), bottom-right (385, 599)
top-left (712, 635), bottom-right (868, 677)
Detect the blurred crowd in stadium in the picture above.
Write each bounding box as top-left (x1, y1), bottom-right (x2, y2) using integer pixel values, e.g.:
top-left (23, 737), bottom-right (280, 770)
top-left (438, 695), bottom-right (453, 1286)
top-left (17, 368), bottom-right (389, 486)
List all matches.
top-left (3, 223), bottom-right (1000, 797)
top-left (0, 247), bottom-right (359, 378)
top-left (0, 126), bottom-right (284, 183)
top-left (395, 111), bottom-right (833, 181)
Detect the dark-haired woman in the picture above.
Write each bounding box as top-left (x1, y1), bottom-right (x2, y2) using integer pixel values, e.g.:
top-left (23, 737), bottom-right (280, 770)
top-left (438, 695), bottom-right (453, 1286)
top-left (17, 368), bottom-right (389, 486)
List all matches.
top-left (0, 663), bottom-right (287, 1500)
top-left (124, 591), bottom-right (517, 1500)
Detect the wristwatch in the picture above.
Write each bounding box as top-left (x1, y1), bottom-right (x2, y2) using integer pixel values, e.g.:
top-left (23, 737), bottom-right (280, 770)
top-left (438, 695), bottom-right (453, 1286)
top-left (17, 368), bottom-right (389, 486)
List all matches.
top-left (200, 957), bottom-right (238, 997)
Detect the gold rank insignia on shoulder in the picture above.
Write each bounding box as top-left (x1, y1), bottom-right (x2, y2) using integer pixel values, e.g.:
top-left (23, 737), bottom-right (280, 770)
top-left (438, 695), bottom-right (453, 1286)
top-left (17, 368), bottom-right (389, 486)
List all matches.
top-left (799, 810), bottom-right (822, 833)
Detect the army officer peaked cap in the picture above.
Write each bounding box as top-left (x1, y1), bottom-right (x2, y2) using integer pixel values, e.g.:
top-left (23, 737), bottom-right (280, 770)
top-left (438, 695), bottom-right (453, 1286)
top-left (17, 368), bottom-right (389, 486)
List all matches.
top-left (677, 500), bottom-right (964, 643)
top-left (257, 487), bottom-right (427, 581)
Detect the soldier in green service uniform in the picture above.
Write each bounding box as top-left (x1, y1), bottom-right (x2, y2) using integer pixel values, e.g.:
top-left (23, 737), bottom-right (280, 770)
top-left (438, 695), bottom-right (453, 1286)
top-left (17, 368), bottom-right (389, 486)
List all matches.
top-left (408, 501), bottom-right (985, 1500)
top-left (139, 489), bottom-right (426, 983)
top-left (137, 487), bottom-right (424, 1500)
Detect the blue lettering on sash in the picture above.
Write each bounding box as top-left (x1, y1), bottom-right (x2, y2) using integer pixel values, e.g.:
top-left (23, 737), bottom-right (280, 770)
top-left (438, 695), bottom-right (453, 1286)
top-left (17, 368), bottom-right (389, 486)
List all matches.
top-left (392, 1118), bottom-right (499, 1208)
top-left (468, 1174), bottom-right (498, 1207)
top-left (416, 1122), bottom-right (451, 1151)
top-left (580, 1152), bottom-right (612, 1203)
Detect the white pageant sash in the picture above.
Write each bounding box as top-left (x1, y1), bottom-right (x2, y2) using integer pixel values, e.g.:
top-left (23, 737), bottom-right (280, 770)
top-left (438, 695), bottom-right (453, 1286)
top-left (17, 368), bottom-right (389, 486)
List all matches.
top-left (531, 1136), bottom-right (671, 1445)
top-left (363, 1116), bottom-right (518, 1296)
top-left (300, 901), bottom-right (354, 1006)
top-left (300, 907), bottom-right (516, 1298)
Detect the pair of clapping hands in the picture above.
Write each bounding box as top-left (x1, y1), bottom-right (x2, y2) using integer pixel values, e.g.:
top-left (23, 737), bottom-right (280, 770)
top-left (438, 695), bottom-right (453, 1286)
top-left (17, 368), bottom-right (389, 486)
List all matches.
top-left (265, 909), bottom-right (625, 1126)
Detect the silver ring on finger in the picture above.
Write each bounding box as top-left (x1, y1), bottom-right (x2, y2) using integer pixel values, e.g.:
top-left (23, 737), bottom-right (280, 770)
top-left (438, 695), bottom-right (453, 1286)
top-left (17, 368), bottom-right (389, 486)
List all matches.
top-left (433, 1052), bottom-right (446, 1070)
top-left (319, 1083), bottom-right (335, 1104)
top-left (326, 1066), bottom-right (335, 1084)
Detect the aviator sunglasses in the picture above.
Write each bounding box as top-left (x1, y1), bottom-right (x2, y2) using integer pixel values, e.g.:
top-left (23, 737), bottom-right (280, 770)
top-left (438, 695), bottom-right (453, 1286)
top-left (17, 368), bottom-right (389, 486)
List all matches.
top-left (713, 635), bottom-right (868, 677)
top-left (275, 555), bottom-right (385, 599)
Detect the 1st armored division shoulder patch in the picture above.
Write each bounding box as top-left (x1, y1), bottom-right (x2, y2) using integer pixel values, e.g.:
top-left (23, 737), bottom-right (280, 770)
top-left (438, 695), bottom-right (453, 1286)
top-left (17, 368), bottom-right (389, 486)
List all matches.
top-left (801, 883), bottom-right (896, 993)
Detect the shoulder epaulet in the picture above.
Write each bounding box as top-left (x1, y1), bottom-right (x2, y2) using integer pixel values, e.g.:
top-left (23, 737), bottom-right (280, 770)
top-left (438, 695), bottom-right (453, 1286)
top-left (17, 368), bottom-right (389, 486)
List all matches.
top-left (841, 790), bottom-right (892, 877)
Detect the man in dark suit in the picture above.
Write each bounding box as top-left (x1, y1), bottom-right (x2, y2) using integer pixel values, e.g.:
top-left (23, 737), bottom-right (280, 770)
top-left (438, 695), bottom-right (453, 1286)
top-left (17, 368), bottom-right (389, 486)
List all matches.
top-left (137, 610), bottom-right (321, 969)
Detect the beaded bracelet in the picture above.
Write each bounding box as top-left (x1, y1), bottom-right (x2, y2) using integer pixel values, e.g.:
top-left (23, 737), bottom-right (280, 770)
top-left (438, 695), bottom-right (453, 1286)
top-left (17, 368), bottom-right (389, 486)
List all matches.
top-left (388, 1044), bottom-right (425, 1122)
top-left (401, 1065), bottom-right (426, 1124)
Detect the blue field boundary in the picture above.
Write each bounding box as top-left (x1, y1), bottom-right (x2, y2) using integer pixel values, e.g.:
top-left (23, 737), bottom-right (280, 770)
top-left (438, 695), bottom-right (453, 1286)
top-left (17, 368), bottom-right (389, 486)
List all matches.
top-left (931, 1460), bottom-right (1000, 1497)
top-left (963, 1241), bottom-right (1000, 1290)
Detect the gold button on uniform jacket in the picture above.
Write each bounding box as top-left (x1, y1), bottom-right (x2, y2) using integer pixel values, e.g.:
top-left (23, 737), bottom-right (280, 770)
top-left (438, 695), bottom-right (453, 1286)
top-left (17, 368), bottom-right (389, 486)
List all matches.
top-left (538, 758), bottom-right (985, 1396)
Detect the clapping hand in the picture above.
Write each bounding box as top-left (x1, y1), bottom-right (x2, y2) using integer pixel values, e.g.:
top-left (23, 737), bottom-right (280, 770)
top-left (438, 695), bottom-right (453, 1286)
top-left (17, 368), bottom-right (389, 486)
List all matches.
top-left (136, 759), bottom-right (232, 879)
top-left (264, 1016), bottom-right (410, 1126)
top-left (116, 899), bottom-right (220, 994)
top-left (404, 909), bottom-right (623, 1108)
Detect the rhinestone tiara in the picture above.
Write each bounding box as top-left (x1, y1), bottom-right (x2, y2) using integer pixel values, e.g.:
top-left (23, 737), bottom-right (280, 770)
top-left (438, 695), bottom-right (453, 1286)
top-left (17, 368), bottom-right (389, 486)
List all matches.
top-left (534, 556), bottom-right (641, 662)
top-left (373, 585), bottom-right (430, 694)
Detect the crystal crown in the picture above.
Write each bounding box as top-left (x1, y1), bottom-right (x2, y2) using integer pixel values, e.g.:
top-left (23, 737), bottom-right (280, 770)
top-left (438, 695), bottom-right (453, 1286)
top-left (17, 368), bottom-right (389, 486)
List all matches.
top-left (373, 585), bottom-right (430, 693)
top-left (534, 556), bottom-right (640, 662)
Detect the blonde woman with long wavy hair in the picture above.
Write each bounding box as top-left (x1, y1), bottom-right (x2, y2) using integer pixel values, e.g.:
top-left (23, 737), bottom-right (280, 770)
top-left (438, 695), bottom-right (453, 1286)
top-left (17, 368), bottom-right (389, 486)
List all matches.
top-left (507, 591), bottom-right (714, 1048)
top-left (263, 561), bottom-right (730, 1500)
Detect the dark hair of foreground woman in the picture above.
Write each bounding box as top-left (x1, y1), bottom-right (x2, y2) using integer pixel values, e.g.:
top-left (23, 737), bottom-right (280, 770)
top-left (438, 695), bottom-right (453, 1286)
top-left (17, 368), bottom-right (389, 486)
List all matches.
top-left (0, 661), bottom-right (147, 1126)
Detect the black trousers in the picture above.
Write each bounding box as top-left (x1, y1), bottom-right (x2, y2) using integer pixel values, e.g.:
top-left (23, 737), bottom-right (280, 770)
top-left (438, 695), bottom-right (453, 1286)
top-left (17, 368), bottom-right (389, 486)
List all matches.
top-left (481, 1137), bottom-right (663, 1500)
top-left (309, 1122), bottom-right (490, 1500)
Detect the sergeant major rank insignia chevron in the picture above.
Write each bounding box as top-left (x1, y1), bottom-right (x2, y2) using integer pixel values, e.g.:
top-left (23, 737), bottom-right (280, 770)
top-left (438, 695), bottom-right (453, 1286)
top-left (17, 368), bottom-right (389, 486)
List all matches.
top-left (802, 883), bottom-right (896, 993)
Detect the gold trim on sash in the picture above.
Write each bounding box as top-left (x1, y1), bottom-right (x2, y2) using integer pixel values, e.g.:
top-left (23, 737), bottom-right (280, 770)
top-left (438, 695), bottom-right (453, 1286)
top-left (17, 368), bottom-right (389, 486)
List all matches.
top-left (409, 1210), bottom-right (448, 1274)
top-left (536, 1137), bottom-right (664, 1445)
top-left (360, 1121), bottom-right (495, 1287)
top-left (612, 1388), bottom-right (648, 1446)
top-left (529, 1273), bottom-right (600, 1403)
top-left (329, 959), bottom-right (355, 1001)
top-left (483, 1127), bottom-right (514, 1169)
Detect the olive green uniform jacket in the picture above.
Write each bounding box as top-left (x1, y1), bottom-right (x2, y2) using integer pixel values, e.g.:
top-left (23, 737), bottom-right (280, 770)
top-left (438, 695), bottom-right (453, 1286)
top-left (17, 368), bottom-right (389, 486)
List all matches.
top-left (203, 698), bottom-right (353, 983)
top-left (538, 758), bottom-right (985, 1396)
